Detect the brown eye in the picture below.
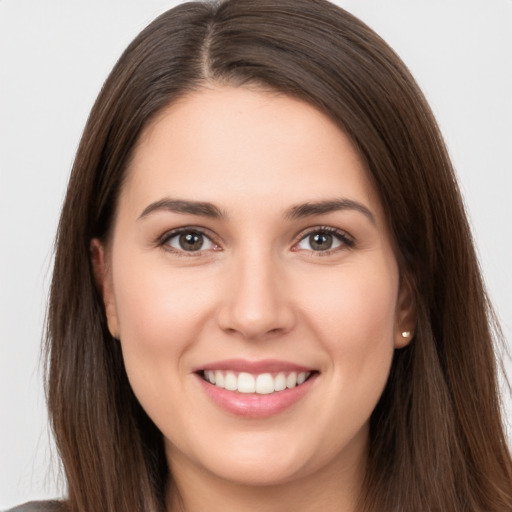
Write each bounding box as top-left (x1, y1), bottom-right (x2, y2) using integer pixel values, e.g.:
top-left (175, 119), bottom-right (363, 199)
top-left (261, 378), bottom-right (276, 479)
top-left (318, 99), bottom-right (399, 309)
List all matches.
top-left (165, 230), bottom-right (215, 252)
top-left (309, 232), bottom-right (333, 251)
top-left (179, 232), bottom-right (204, 251)
top-left (296, 228), bottom-right (352, 253)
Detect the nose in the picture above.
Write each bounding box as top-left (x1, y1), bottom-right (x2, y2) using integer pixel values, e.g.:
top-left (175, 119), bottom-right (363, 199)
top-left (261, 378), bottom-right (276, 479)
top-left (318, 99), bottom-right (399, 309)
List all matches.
top-left (216, 249), bottom-right (296, 340)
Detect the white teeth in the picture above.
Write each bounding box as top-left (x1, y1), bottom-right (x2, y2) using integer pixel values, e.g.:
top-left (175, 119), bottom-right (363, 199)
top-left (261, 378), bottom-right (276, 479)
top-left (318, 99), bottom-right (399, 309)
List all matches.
top-left (203, 370), bottom-right (311, 394)
top-left (224, 371), bottom-right (237, 391)
top-left (215, 370), bottom-right (224, 387)
top-left (255, 373), bottom-right (274, 394)
top-left (297, 372), bottom-right (307, 385)
top-left (238, 372), bottom-right (255, 393)
top-left (286, 372), bottom-right (297, 389)
top-left (274, 372), bottom-right (287, 391)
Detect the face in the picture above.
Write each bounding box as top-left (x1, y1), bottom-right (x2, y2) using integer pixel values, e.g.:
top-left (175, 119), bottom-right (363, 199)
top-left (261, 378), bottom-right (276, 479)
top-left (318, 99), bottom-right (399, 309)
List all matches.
top-left (93, 86), bottom-right (413, 493)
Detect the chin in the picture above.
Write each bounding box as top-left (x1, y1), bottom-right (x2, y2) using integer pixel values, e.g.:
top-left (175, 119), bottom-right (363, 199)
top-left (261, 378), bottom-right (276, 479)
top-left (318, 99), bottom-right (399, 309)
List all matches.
top-left (203, 453), bottom-right (311, 487)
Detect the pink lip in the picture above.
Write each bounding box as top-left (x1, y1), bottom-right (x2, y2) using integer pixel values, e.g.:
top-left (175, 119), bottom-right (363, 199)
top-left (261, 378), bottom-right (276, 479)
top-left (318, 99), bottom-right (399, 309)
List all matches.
top-left (194, 358), bottom-right (314, 374)
top-left (194, 359), bottom-right (319, 418)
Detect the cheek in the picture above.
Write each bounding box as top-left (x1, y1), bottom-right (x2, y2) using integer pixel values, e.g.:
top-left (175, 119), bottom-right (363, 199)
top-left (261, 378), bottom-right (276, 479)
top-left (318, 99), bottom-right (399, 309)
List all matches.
top-left (111, 255), bottom-right (216, 385)
top-left (302, 258), bottom-right (398, 377)
top-left (293, 258), bottom-right (398, 457)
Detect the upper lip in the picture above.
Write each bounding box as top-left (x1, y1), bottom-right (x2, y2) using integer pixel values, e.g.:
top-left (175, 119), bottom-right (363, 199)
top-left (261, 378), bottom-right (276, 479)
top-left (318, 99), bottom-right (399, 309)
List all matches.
top-left (193, 359), bottom-right (316, 374)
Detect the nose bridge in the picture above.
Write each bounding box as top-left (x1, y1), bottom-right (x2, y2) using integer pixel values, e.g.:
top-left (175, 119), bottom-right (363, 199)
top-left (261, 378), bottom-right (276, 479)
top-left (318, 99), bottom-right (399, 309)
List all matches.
top-left (217, 243), bottom-right (295, 339)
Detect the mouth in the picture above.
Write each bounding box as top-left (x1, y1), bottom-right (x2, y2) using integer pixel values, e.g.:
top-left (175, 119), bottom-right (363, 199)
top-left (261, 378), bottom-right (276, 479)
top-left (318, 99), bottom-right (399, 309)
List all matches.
top-left (194, 359), bottom-right (319, 417)
top-left (198, 369), bottom-right (316, 395)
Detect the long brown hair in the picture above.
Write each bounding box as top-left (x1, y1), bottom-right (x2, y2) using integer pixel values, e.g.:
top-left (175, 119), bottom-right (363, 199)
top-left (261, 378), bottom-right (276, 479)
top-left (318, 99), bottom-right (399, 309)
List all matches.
top-left (46, 1), bottom-right (512, 510)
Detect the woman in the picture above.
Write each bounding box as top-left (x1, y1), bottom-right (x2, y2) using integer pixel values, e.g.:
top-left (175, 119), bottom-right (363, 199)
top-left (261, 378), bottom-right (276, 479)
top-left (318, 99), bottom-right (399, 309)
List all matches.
top-left (7, 0), bottom-right (512, 510)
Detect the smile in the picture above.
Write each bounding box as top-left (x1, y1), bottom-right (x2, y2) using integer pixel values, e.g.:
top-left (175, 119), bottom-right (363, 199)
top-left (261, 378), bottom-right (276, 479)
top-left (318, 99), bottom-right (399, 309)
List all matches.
top-left (201, 370), bottom-right (312, 394)
top-left (195, 360), bottom-right (319, 417)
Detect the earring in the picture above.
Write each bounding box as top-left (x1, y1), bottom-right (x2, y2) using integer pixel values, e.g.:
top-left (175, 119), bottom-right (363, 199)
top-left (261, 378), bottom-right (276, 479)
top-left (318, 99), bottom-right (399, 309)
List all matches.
top-left (401, 331), bottom-right (411, 339)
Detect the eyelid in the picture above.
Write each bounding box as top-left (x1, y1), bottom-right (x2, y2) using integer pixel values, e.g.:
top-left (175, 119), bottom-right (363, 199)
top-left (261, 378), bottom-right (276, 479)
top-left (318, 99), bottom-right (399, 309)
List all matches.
top-left (291, 225), bottom-right (355, 254)
top-left (157, 226), bottom-right (222, 256)
top-left (155, 224), bottom-right (354, 257)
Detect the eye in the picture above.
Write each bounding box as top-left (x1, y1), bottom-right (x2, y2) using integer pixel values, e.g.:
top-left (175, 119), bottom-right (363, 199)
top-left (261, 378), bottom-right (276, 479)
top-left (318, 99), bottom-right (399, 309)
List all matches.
top-left (163, 229), bottom-right (217, 253)
top-left (295, 227), bottom-right (353, 253)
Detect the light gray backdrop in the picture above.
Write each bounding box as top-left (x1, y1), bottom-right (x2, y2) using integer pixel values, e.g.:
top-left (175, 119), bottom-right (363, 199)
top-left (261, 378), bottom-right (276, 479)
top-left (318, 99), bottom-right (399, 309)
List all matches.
top-left (1, 0), bottom-right (511, 508)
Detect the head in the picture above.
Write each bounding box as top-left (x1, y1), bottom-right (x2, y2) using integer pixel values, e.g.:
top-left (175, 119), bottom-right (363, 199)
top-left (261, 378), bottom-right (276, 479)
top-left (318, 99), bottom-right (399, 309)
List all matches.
top-left (46, 1), bottom-right (510, 511)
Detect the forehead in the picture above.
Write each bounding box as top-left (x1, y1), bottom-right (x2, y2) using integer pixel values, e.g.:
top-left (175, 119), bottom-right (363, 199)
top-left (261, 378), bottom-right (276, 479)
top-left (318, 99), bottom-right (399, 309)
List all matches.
top-left (121, 85), bottom-right (384, 224)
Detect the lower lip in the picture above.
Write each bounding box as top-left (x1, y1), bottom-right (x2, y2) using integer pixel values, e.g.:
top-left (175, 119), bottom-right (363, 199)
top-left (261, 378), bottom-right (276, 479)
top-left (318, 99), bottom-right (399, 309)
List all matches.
top-left (196, 373), bottom-right (318, 418)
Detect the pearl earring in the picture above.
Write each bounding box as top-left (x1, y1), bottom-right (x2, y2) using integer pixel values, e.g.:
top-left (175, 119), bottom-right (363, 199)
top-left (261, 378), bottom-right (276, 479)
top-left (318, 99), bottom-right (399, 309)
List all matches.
top-left (401, 331), bottom-right (411, 338)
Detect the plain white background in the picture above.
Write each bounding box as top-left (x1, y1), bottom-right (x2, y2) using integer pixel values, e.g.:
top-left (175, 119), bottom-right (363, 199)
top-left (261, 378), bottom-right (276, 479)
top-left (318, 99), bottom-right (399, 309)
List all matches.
top-left (1, 0), bottom-right (511, 508)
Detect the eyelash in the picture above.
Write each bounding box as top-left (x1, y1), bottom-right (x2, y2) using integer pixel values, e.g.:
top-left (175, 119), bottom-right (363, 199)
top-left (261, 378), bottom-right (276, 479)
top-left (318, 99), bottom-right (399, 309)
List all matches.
top-left (157, 227), bottom-right (220, 258)
top-left (157, 225), bottom-right (354, 257)
top-left (293, 226), bottom-right (355, 256)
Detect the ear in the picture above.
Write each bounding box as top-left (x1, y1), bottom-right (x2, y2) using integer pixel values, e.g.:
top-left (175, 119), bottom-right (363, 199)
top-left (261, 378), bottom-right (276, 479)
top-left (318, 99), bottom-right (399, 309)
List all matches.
top-left (90, 239), bottom-right (120, 339)
top-left (394, 273), bottom-right (416, 348)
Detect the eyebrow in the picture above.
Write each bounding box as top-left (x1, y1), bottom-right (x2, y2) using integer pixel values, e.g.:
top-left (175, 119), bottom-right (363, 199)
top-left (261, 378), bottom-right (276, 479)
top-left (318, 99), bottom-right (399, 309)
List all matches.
top-left (284, 199), bottom-right (375, 224)
top-left (138, 197), bottom-right (375, 224)
top-left (138, 199), bottom-right (225, 220)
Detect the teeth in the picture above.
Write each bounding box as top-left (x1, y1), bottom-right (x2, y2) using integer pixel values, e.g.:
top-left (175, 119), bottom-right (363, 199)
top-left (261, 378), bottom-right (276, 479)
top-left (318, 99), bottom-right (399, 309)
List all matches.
top-left (224, 371), bottom-right (237, 391)
top-left (274, 372), bottom-right (287, 391)
top-left (203, 370), bottom-right (311, 394)
top-left (215, 370), bottom-right (224, 388)
top-left (255, 373), bottom-right (274, 394)
top-left (238, 372), bottom-right (255, 393)
top-left (297, 372), bottom-right (308, 385)
top-left (286, 372), bottom-right (297, 389)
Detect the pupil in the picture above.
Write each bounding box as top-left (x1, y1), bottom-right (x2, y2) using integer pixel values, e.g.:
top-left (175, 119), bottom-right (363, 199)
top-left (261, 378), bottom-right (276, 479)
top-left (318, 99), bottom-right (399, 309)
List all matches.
top-left (179, 232), bottom-right (203, 251)
top-left (310, 232), bottom-right (332, 251)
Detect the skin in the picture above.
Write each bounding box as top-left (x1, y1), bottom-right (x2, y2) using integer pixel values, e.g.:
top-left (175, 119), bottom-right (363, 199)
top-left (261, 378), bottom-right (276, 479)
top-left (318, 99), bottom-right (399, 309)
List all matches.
top-left (92, 86), bottom-right (414, 512)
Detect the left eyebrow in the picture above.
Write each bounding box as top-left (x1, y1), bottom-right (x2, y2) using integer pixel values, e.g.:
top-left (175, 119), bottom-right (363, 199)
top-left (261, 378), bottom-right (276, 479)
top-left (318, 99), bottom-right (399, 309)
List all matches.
top-left (284, 198), bottom-right (375, 225)
top-left (138, 198), bottom-right (226, 220)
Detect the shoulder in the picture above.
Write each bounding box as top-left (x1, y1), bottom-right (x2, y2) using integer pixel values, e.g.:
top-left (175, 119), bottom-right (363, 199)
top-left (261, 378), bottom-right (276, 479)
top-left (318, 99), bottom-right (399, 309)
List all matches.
top-left (4, 501), bottom-right (67, 512)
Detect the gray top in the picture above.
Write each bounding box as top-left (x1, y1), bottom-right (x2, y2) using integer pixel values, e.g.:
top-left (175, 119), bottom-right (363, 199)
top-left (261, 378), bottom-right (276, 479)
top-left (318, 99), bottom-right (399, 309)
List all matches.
top-left (4, 502), bottom-right (65, 512)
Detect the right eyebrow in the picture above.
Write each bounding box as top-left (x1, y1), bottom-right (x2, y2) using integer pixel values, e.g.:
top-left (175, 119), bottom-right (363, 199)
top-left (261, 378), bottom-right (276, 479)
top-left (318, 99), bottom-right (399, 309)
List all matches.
top-left (138, 198), bottom-right (226, 221)
top-left (284, 198), bottom-right (376, 225)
